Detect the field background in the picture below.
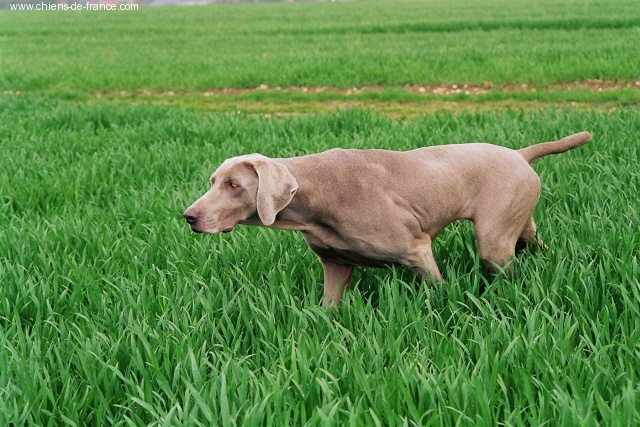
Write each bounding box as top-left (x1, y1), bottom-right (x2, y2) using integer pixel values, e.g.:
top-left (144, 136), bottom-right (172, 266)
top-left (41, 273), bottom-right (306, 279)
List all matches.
top-left (1, 0), bottom-right (640, 426)
top-left (2, 0), bottom-right (640, 111)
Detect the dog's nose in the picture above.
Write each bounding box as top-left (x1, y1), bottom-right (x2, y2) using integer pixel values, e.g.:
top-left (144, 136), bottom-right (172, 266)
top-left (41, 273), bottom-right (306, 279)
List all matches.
top-left (183, 210), bottom-right (198, 225)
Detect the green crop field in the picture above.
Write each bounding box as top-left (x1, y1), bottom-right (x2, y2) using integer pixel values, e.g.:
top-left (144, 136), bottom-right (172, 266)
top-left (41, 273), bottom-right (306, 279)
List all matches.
top-left (1, 0), bottom-right (639, 425)
top-left (2, 0), bottom-right (640, 107)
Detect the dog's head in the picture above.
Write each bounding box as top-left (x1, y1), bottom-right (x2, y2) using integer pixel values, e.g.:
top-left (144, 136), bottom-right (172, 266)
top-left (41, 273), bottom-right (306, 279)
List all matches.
top-left (183, 154), bottom-right (298, 234)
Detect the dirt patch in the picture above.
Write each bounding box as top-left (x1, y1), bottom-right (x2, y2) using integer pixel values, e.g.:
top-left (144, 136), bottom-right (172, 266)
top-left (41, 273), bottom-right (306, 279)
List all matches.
top-left (226, 80), bottom-right (640, 95)
top-left (85, 79), bottom-right (640, 99)
top-left (404, 83), bottom-right (492, 95)
top-left (53, 80), bottom-right (637, 117)
top-left (554, 79), bottom-right (640, 91)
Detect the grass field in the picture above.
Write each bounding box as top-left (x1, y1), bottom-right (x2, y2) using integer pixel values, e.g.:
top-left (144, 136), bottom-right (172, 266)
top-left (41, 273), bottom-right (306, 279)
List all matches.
top-left (2, 98), bottom-right (639, 426)
top-left (1, 0), bottom-right (640, 425)
top-left (2, 0), bottom-right (640, 95)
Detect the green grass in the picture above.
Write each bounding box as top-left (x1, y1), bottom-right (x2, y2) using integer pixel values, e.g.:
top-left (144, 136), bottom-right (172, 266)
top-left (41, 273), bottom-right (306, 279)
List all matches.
top-left (2, 0), bottom-right (640, 94)
top-left (1, 0), bottom-right (640, 424)
top-left (1, 96), bottom-right (639, 425)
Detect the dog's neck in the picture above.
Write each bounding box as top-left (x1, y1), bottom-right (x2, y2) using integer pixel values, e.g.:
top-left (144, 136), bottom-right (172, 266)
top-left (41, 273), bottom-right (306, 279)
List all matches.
top-left (239, 197), bottom-right (309, 232)
top-left (239, 180), bottom-right (326, 234)
top-left (242, 160), bottom-right (347, 247)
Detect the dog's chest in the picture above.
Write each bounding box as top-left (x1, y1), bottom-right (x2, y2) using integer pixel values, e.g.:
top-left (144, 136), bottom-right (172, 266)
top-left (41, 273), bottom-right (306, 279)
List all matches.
top-left (301, 231), bottom-right (396, 268)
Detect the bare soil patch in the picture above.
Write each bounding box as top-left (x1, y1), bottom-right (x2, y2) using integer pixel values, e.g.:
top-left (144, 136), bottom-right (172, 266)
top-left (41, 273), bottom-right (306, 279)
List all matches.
top-left (83, 79), bottom-right (640, 99)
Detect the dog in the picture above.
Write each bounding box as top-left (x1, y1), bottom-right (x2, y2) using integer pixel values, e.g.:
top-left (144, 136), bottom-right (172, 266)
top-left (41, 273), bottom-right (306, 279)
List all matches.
top-left (184, 132), bottom-right (591, 307)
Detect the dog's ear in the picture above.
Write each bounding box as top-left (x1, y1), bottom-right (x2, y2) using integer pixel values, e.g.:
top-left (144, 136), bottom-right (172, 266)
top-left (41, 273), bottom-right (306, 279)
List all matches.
top-left (251, 159), bottom-right (298, 226)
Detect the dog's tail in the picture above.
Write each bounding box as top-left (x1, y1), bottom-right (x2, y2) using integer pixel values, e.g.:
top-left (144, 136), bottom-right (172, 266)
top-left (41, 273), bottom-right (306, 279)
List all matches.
top-left (518, 132), bottom-right (592, 163)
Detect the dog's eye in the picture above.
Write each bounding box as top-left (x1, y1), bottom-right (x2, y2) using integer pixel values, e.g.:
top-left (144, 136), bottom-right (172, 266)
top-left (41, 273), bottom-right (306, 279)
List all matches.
top-left (227, 181), bottom-right (240, 189)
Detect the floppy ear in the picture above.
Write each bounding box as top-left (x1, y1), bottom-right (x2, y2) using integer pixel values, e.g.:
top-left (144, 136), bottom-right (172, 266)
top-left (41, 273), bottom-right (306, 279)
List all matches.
top-left (252, 159), bottom-right (298, 226)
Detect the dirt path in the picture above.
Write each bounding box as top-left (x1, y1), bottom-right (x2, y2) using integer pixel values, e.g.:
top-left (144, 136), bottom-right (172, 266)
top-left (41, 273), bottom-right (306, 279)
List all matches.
top-left (87, 79), bottom-right (640, 98)
top-left (60, 79), bottom-right (640, 115)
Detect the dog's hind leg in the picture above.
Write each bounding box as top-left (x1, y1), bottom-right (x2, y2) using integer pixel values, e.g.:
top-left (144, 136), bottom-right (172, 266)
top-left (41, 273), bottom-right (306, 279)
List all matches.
top-left (516, 216), bottom-right (547, 254)
top-left (405, 238), bottom-right (442, 283)
top-left (473, 216), bottom-right (525, 274)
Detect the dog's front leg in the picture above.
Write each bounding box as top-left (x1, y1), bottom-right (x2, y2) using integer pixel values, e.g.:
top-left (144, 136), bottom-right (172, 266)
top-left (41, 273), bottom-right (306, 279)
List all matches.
top-left (319, 258), bottom-right (354, 309)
